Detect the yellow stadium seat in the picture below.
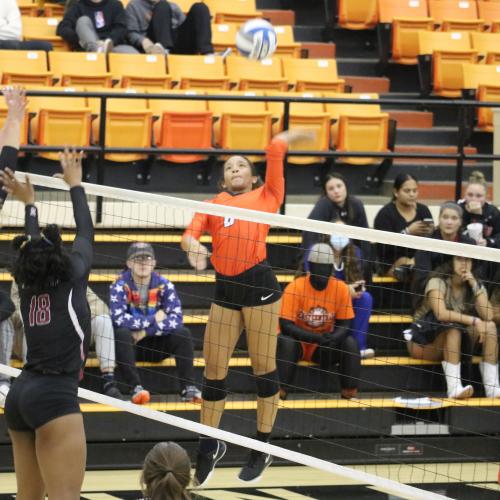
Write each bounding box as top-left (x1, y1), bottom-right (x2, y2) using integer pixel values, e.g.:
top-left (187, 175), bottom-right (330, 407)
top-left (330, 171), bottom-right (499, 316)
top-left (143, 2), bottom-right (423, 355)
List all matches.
top-left (478, 0), bottom-right (500, 29)
top-left (109, 53), bottom-right (171, 90)
top-left (477, 84), bottom-right (500, 131)
top-left (147, 89), bottom-right (211, 163)
top-left (336, 114), bottom-right (390, 165)
top-left (471, 32), bottom-right (500, 63)
top-left (0, 50), bottom-right (52, 86)
top-left (265, 91), bottom-right (330, 165)
top-left (211, 23), bottom-right (238, 53)
top-left (43, 2), bottom-right (65, 16)
top-left (22, 17), bottom-right (69, 52)
top-left (273, 26), bottom-right (301, 58)
top-left (167, 54), bottom-right (229, 90)
top-left (17, 0), bottom-right (38, 16)
top-left (282, 58), bottom-right (345, 92)
top-left (378, 0), bottom-right (429, 22)
top-left (338, 0), bottom-right (378, 29)
top-left (462, 62), bottom-right (500, 89)
top-left (28, 88), bottom-right (91, 161)
top-left (429, 0), bottom-right (484, 31)
top-left (204, 0), bottom-right (262, 23)
top-left (208, 90), bottom-right (271, 161)
top-left (49, 52), bottom-right (112, 87)
top-left (226, 56), bottom-right (288, 91)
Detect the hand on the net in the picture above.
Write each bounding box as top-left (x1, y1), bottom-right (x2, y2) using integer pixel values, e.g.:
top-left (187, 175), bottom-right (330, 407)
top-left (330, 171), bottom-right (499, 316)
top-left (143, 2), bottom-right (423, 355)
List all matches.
top-left (2, 86), bottom-right (27, 123)
top-left (274, 129), bottom-right (316, 146)
top-left (56, 147), bottom-right (83, 188)
top-left (187, 245), bottom-right (210, 271)
top-left (0, 168), bottom-right (35, 205)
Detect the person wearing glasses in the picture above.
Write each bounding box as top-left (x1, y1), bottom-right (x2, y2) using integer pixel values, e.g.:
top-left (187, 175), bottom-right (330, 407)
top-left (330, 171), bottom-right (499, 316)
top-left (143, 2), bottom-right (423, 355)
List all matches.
top-left (110, 242), bottom-right (201, 404)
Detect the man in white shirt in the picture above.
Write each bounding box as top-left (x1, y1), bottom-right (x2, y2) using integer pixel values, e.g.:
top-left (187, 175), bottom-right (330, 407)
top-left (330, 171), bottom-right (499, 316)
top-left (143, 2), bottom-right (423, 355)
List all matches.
top-left (0, 0), bottom-right (53, 51)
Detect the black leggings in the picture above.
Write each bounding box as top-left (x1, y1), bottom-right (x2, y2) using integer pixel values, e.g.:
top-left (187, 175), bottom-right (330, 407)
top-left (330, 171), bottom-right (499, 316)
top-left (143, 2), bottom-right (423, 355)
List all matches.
top-left (277, 334), bottom-right (360, 391)
top-left (114, 327), bottom-right (195, 391)
top-left (148, 1), bottom-right (213, 54)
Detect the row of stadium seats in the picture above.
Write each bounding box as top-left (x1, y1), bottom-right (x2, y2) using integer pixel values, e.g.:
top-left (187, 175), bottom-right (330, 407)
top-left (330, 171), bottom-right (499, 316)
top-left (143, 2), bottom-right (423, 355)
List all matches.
top-left (339, 0), bottom-right (500, 31)
top-left (18, 17), bottom-right (302, 57)
top-left (18, 0), bottom-right (263, 23)
top-left (0, 88), bottom-right (390, 165)
top-left (0, 51), bottom-right (345, 92)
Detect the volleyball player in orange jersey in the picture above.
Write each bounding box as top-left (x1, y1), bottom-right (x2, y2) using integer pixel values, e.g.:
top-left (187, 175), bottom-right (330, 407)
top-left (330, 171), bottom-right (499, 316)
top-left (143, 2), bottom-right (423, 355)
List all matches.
top-left (181, 130), bottom-right (313, 486)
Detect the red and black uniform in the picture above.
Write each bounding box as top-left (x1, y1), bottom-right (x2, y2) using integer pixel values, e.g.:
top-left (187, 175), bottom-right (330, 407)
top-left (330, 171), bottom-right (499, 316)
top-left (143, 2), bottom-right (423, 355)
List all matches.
top-left (184, 138), bottom-right (287, 310)
top-left (5, 186), bottom-right (94, 431)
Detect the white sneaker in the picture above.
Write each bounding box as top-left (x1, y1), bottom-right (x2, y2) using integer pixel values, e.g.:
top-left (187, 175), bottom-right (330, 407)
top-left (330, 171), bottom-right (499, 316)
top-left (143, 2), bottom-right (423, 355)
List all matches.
top-left (360, 348), bottom-right (375, 359)
top-left (0, 383), bottom-right (10, 408)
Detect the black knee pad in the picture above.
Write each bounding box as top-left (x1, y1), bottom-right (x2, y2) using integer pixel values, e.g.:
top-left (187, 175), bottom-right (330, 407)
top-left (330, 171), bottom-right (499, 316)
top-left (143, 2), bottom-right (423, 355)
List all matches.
top-left (202, 377), bottom-right (227, 401)
top-left (255, 370), bottom-right (279, 398)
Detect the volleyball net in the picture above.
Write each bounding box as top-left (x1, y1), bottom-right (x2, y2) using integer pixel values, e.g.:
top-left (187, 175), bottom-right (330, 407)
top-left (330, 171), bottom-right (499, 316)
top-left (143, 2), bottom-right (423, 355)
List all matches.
top-left (0, 172), bottom-right (499, 498)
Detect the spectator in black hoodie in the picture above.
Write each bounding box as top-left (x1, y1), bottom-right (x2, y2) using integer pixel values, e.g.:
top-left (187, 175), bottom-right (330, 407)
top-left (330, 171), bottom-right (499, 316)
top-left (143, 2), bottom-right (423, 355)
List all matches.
top-left (57, 0), bottom-right (138, 54)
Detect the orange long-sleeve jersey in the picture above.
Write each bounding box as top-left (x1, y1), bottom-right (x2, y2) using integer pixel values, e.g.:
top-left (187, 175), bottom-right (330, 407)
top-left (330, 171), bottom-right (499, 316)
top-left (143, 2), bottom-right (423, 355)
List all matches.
top-left (183, 138), bottom-right (287, 276)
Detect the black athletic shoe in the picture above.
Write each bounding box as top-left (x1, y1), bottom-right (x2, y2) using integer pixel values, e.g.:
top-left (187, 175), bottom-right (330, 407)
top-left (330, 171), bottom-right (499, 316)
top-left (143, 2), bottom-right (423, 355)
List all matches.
top-left (195, 440), bottom-right (227, 487)
top-left (238, 450), bottom-right (273, 483)
top-left (103, 382), bottom-right (125, 400)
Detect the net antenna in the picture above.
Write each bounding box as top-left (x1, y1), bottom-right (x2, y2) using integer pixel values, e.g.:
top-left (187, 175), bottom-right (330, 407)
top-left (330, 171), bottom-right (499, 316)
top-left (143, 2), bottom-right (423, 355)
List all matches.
top-left (0, 363), bottom-right (449, 500)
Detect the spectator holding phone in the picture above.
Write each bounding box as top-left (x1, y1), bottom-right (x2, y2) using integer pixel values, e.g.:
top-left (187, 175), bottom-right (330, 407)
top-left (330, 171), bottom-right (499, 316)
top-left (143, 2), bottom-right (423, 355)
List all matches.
top-left (374, 174), bottom-right (434, 279)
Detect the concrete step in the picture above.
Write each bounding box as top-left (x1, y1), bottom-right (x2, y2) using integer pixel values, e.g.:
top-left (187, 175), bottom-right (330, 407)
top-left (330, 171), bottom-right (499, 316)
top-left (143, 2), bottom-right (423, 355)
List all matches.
top-left (394, 145), bottom-right (478, 165)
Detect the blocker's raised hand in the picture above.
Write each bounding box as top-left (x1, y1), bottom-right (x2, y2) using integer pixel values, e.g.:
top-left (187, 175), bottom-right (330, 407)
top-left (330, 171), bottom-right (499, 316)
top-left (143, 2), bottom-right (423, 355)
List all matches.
top-left (57, 147), bottom-right (83, 188)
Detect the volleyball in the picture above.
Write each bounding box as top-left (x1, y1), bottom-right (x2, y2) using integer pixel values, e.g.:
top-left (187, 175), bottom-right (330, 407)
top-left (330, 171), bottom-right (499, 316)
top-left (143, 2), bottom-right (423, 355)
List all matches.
top-left (236, 19), bottom-right (277, 60)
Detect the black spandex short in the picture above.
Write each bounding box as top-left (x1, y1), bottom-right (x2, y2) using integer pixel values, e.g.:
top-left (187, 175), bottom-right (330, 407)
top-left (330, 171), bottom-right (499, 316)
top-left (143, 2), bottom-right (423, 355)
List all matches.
top-left (214, 260), bottom-right (281, 310)
top-left (4, 369), bottom-right (80, 431)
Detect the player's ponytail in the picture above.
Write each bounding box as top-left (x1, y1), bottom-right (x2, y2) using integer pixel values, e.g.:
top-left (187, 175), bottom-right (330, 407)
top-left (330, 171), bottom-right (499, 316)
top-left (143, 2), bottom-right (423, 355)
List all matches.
top-left (141, 442), bottom-right (192, 500)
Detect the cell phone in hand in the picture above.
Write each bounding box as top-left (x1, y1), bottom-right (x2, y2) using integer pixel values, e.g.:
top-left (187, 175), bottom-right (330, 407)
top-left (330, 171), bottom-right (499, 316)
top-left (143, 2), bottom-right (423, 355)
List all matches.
top-left (422, 218), bottom-right (433, 225)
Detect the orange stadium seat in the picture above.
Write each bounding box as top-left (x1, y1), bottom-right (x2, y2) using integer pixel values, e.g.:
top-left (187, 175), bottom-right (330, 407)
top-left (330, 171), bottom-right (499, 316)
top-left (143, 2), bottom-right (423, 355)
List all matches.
top-left (378, 0), bottom-right (433, 65)
top-left (109, 53), bottom-right (171, 90)
top-left (17, 0), bottom-right (38, 16)
top-left (148, 89), bottom-right (212, 163)
top-left (42, 2), bottom-right (65, 16)
top-left (273, 26), bottom-right (301, 58)
top-left (211, 24), bottom-right (238, 53)
top-left (204, 0), bottom-right (262, 23)
top-left (266, 91), bottom-right (330, 165)
top-left (226, 56), bottom-right (288, 91)
top-left (428, 0), bottom-right (484, 31)
top-left (49, 52), bottom-right (112, 87)
top-left (22, 17), bottom-right (69, 52)
top-left (167, 54), bottom-right (229, 90)
top-left (282, 58), bottom-right (345, 92)
top-left (471, 32), bottom-right (500, 63)
top-left (208, 90), bottom-right (271, 161)
top-left (418, 30), bottom-right (478, 97)
top-left (478, 0), bottom-right (500, 29)
top-left (338, 0), bottom-right (378, 29)
top-left (0, 50), bottom-right (52, 86)
top-left (477, 84), bottom-right (500, 131)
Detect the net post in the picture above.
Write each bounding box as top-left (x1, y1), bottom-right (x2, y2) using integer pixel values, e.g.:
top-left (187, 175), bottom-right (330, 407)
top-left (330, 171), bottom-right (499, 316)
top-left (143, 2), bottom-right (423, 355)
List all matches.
top-left (96, 95), bottom-right (108, 224)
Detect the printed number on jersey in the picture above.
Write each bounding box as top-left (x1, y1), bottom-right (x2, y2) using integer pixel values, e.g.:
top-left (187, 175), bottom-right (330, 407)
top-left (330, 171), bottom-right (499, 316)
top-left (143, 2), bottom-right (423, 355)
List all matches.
top-left (29, 294), bottom-right (51, 327)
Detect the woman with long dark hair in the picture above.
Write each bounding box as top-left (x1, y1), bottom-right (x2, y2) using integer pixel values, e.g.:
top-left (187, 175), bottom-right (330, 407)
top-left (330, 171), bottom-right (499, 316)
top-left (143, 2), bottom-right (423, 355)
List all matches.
top-left (2, 149), bottom-right (93, 498)
top-left (302, 172), bottom-right (370, 259)
top-left (181, 130), bottom-right (313, 486)
top-left (374, 173), bottom-right (434, 278)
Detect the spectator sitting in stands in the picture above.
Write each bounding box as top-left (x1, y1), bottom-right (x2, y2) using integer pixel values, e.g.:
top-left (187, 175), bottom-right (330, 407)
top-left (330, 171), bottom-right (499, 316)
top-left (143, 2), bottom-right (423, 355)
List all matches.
top-left (57, 0), bottom-right (138, 54)
top-left (374, 174), bottom-right (434, 280)
top-left (302, 172), bottom-right (370, 261)
top-left (141, 441), bottom-right (193, 499)
top-left (277, 243), bottom-right (360, 400)
top-left (110, 242), bottom-right (201, 405)
top-left (126, 0), bottom-right (213, 55)
top-left (413, 202), bottom-right (476, 294)
top-left (0, 0), bottom-right (53, 51)
top-left (407, 256), bottom-right (500, 399)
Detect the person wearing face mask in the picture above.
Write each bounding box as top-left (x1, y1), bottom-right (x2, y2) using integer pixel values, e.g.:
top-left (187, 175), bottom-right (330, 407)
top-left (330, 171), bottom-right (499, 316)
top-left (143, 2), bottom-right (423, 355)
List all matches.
top-left (374, 174), bottom-right (434, 279)
top-left (329, 231), bottom-right (374, 359)
top-left (302, 172), bottom-right (370, 260)
top-left (413, 202), bottom-right (477, 295)
top-left (57, 0), bottom-right (137, 53)
top-left (277, 243), bottom-right (360, 400)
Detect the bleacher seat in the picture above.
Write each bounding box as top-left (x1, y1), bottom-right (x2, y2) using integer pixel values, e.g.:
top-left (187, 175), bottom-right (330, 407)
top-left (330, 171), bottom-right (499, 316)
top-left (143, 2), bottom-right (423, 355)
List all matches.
top-left (282, 58), bottom-right (345, 92)
top-left (226, 56), bottom-right (288, 91)
top-left (428, 0), bottom-right (484, 31)
top-left (274, 26), bottom-right (301, 58)
top-left (22, 16), bottom-right (69, 51)
top-left (109, 53), bottom-right (171, 90)
top-left (338, 0), bottom-right (378, 29)
top-left (476, 84), bottom-right (500, 131)
top-left (477, 0), bottom-right (500, 29)
top-left (471, 32), bottom-right (500, 63)
top-left (42, 2), bottom-right (65, 17)
top-left (0, 50), bottom-right (51, 86)
top-left (211, 23), bottom-right (238, 53)
top-left (49, 52), bottom-right (112, 87)
top-left (204, 0), bottom-right (262, 23)
top-left (17, 0), bottom-right (38, 16)
top-left (168, 54), bottom-right (229, 90)
top-left (148, 89), bottom-right (212, 163)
